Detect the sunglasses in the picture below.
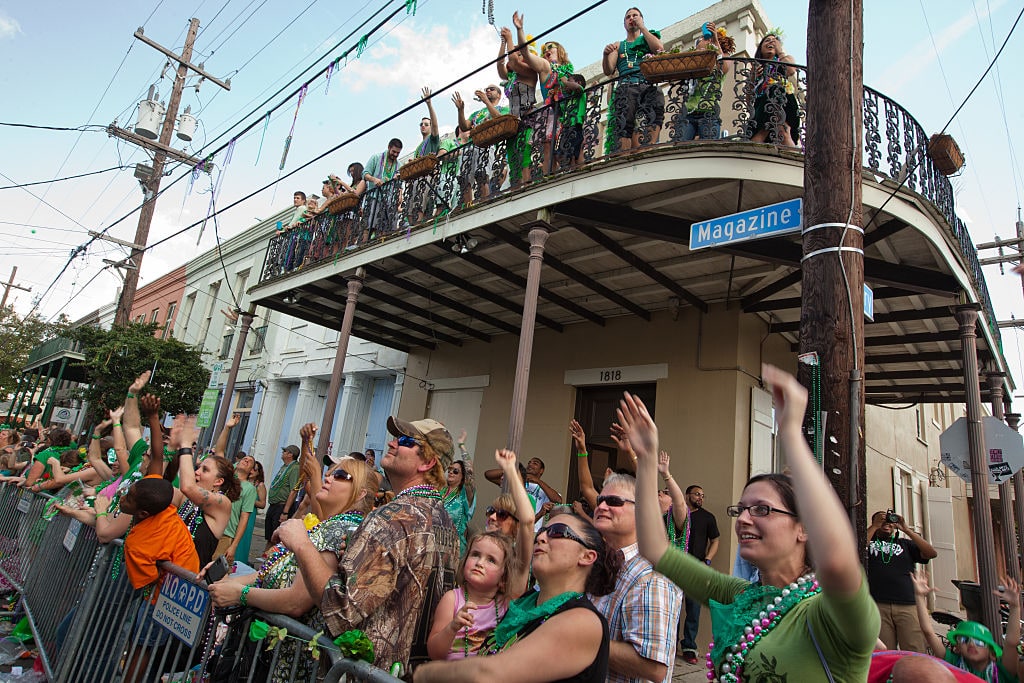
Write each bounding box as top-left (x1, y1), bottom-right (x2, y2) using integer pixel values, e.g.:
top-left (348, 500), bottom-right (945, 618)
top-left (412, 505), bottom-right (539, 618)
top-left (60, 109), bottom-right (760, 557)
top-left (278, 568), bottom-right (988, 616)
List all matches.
top-left (396, 435), bottom-right (420, 448)
top-left (330, 468), bottom-right (353, 482)
top-left (955, 636), bottom-right (989, 648)
top-left (596, 494), bottom-right (635, 508)
top-left (537, 522), bottom-right (597, 550)
top-left (485, 86), bottom-right (499, 92)
top-left (726, 504), bottom-right (797, 518)
top-left (446, 467), bottom-right (463, 475)
top-left (485, 506), bottom-right (515, 522)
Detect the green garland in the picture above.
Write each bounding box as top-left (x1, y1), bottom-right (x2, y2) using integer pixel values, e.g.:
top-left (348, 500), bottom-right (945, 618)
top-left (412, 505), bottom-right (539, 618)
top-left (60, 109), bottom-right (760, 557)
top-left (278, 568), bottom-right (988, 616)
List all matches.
top-left (248, 621), bottom-right (374, 663)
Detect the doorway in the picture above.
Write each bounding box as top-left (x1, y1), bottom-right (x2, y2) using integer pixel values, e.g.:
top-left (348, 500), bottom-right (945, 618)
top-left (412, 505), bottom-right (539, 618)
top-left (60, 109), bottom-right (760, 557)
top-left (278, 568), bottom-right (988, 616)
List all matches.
top-left (566, 383), bottom-right (657, 504)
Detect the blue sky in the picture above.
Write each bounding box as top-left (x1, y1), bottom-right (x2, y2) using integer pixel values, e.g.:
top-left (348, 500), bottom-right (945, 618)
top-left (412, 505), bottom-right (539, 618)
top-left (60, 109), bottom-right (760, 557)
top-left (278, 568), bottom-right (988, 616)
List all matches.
top-left (2, 0), bottom-right (1023, 386)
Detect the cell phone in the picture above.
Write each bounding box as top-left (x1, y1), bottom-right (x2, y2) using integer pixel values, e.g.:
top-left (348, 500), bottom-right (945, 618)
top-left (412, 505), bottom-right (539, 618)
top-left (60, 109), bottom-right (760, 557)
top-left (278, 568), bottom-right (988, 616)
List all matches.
top-left (206, 555), bottom-right (231, 584)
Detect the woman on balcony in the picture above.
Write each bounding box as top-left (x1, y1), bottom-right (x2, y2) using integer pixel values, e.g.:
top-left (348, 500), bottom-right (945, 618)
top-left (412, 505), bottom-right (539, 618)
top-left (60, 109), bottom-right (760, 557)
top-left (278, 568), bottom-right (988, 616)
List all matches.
top-left (750, 32), bottom-right (800, 148)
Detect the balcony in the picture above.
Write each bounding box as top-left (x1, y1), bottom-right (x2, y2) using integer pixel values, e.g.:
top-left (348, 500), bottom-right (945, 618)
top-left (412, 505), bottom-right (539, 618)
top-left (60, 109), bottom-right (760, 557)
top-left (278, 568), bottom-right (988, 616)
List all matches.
top-left (249, 57), bottom-right (1007, 404)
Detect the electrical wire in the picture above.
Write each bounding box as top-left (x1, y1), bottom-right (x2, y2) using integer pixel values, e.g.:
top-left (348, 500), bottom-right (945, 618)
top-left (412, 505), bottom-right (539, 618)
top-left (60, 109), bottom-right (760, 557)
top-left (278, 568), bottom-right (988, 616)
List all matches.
top-left (0, 122), bottom-right (107, 133)
top-left (0, 166), bottom-right (130, 191)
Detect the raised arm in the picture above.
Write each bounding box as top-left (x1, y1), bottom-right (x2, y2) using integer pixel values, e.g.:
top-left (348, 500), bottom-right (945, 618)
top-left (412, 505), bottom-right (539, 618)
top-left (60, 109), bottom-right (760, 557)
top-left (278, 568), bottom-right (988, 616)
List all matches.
top-left (498, 28), bottom-right (512, 80)
top-left (458, 429), bottom-right (476, 508)
top-left (171, 414), bottom-right (231, 519)
top-left (910, 569), bottom-right (945, 655)
top-left (87, 416), bottom-right (115, 481)
top-left (762, 363), bottom-right (861, 597)
top-left (476, 90), bottom-right (503, 119)
top-left (570, 420), bottom-right (598, 509)
top-left (496, 448), bottom-right (535, 598)
top-left (616, 393), bottom-right (668, 565)
top-left (109, 406), bottom-right (129, 475)
top-left (422, 86), bottom-right (439, 138)
top-left (122, 371), bottom-right (150, 449)
top-left (140, 394), bottom-right (164, 477)
top-left (636, 15), bottom-right (663, 53)
top-left (658, 450), bottom-right (688, 530)
top-left (298, 423), bottom-right (323, 519)
top-left (996, 577), bottom-right (1021, 673)
top-left (513, 12), bottom-right (551, 77)
top-left (602, 42), bottom-right (619, 77)
top-left (214, 413), bottom-right (240, 459)
top-left (453, 92), bottom-right (470, 133)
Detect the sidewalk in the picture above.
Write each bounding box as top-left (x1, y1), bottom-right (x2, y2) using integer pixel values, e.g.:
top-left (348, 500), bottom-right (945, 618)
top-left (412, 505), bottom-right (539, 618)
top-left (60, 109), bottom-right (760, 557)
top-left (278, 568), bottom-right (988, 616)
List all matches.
top-left (673, 655), bottom-right (708, 682)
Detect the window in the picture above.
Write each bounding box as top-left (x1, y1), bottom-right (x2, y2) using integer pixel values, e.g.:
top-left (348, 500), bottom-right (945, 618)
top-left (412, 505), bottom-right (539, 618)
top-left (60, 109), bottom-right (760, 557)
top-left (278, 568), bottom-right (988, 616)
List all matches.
top-left (150, 308), bottom-right (160, 324)
top-left (178, 293), bottom-right (196, 342)
top-left (219, 332), bottom-right (234, 360)
top-left (135, 314), bottom-right (146, 324)
top-left (162, 301), bottom-right (177, 339)
top-left (250, 325), bottom-right (268, 355)
top-left (915, 405), bottom-right (927, 444)
top-left (224, 390), bottom-right (255, 457)
top-left (893, 462), bottom-right (927, 532)
top-left (196, 282), bottom-right (221, 350)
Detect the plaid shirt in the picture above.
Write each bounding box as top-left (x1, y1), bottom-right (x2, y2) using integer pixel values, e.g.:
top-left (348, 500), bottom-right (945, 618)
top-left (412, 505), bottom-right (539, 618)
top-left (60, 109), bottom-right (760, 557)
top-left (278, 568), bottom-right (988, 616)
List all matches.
top-left (591, 543), bottom-right (683, 683)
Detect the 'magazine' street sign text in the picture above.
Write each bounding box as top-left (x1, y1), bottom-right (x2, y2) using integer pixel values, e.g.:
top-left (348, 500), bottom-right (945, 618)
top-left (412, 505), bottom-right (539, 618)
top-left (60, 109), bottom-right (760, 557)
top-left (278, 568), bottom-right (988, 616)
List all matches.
top-left (689, 198), bottom-right (803, 250)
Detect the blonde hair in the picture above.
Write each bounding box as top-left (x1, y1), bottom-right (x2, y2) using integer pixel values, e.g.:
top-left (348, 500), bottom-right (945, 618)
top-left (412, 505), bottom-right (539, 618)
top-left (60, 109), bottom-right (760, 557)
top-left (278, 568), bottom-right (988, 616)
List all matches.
top-left (333, 458), bottom-right (375, 514)
top-left (543, 41), bottom-right (570, 66)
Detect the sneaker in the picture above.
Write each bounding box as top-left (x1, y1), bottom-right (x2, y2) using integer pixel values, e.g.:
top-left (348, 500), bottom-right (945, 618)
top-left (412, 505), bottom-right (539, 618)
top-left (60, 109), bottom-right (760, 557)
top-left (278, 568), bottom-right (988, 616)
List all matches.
top-left (681, 649), bottom-right (698, 665)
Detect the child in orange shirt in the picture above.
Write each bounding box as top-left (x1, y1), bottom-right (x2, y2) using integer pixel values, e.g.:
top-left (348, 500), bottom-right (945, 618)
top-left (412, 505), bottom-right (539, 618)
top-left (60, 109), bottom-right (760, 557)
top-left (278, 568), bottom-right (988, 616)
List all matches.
top-left (122, 475), bottom-right (199, 589)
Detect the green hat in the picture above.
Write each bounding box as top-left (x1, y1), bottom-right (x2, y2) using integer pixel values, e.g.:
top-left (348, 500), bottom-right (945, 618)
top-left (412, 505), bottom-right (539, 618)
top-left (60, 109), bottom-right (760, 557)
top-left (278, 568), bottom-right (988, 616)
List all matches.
top-left (947, 620), bottom-right (1001, 658)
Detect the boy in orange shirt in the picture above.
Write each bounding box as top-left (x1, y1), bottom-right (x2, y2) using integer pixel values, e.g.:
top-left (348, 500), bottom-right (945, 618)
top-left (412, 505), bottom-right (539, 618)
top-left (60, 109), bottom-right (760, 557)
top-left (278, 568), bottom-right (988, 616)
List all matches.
top-left (122, 475), bottom-right (199, 589)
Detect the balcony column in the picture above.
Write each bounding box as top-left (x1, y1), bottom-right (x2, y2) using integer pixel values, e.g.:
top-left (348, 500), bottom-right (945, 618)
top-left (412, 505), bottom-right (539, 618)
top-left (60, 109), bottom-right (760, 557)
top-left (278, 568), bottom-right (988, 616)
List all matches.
top-left (33, 362), bottom-right (55, 425)
top-left (41, 358), bottom-right (67, 425)
top-left (18, 368), bottom-right (44, 424)
top-left (987, 371), bottom-right (1019, 581)
top-left (6, 373), bottom-right (29, 423)
top-left (1006, 413), bottom-right (1024, 582)
top-left (956, 304), bottom-right (1000, 633)
top-left (317, 268), bottom-right (365, 460)
top-left (214, 305), bottom-right (257, 435)
top-left (507, 226), bottom-right (549, 455)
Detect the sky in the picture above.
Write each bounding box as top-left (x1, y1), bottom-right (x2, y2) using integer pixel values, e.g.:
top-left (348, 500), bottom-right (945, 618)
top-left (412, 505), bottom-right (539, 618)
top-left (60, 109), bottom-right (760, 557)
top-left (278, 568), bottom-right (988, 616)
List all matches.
top-left (1, 0), bottom-right (1023, 388)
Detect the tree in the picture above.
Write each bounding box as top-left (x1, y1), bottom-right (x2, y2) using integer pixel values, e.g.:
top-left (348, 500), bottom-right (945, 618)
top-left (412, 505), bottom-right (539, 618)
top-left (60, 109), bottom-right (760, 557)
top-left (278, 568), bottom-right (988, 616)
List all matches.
top-left (0, 306), bottom-right (64, 402)
top-left (68, 322), bottom-right (208, 420)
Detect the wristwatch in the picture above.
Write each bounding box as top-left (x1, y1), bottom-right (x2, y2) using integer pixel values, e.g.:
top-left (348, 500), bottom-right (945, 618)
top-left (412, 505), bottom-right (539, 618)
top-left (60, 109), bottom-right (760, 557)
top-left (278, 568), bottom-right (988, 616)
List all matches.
top-left (704, 558), bottom-right (712, 566)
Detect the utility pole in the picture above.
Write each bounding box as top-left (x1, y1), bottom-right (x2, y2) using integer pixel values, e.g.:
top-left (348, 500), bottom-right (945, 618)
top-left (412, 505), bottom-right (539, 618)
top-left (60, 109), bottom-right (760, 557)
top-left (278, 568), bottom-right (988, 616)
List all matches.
top-left (111, 17), bottom-right (230, 326)
top-left (799, 0), bottom-right (866, 544)
top-left (0, 267), bottom-right (31, 309)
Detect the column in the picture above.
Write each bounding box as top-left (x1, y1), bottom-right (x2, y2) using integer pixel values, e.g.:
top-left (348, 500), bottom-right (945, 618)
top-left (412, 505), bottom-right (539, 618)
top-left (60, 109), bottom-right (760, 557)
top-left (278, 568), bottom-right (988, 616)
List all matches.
top-left (41, 357), bottom-right (68, 425)
top-left (987, 371), bottom-right (1019, 581)
top-left (956, 304), bottom-right (999, 633)
top-left (214, 305), bottom-right (256, 434)
top-left (317, 268), bottom-right (365, 458)
top-left (335, 374), bottom-right (369, 455)
top-left (251, 379), bottom-right (289, 468)
top-left (1007, 412), bottom-right (1024, 582)
top-left (507, 226), bottom-right (549, 455)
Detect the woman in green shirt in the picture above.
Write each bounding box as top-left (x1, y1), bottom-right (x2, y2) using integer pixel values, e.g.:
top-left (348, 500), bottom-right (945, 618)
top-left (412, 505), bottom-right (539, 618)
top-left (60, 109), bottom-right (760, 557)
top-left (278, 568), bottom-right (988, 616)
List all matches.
top-left (626, 364), bottom-right (879, 682)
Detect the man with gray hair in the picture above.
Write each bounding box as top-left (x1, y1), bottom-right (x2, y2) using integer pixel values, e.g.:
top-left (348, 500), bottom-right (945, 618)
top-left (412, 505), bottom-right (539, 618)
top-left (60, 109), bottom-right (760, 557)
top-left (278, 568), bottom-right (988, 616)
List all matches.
top-left (591, 473), bottom-right (682, 683)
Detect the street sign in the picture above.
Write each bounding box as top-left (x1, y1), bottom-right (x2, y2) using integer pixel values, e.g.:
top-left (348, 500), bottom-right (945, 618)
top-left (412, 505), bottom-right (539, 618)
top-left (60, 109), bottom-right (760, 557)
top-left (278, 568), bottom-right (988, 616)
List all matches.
top-left (863, 284), bottom-right (874, 321)
top-left (196, 388), bottom-right (220, 429)
top-left (689, 198), bottom-right (802, 251)
top-left (208, 362), bottom-right (225, 389)
top-left (940, 416), bottom-right (1024, 485)
top-left (151, 573), bottom-right (209, 647)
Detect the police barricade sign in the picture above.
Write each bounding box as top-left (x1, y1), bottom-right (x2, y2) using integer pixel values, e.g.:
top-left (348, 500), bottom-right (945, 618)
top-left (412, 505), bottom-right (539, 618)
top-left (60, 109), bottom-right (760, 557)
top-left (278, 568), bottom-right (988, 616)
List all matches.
top-left (152, 573), bottom-right (209, 646)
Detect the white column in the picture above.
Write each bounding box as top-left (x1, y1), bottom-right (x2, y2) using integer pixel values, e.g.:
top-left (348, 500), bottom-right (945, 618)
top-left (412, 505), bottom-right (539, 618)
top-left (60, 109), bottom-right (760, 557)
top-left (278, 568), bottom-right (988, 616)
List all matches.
top-left (335, 374), bottom-right (368, 455)
top-left (250, 379), bottom-right (288, 471)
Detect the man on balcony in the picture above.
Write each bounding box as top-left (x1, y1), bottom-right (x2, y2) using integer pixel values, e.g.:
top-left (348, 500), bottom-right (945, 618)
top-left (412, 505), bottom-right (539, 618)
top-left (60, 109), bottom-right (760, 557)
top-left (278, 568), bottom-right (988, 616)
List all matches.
top-left (362, 138), bottom-right (403, 241)
top-left (602, 7), bottom-right (664, 151)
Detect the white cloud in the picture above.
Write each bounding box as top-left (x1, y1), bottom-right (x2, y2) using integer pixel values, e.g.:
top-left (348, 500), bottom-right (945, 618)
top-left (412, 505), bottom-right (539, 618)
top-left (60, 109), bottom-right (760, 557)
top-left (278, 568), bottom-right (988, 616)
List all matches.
top-left (344, 22), bottom-right (502, 100)
top-left (875, 0), bottom-right (1006, 94)
top-left (0, 10), bottom-right (21, 40)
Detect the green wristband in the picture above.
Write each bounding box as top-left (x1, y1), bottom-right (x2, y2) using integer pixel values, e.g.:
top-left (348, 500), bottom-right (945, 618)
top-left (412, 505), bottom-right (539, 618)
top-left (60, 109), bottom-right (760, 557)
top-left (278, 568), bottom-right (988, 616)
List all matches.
top-left (576, 451), bottom-right (588, 458)
top-left (91, 434), bottom-right (102, 440)
top-left (126, 392), bottom-right (136, 399)
top-left (240, 584), bottom-right (251, 607)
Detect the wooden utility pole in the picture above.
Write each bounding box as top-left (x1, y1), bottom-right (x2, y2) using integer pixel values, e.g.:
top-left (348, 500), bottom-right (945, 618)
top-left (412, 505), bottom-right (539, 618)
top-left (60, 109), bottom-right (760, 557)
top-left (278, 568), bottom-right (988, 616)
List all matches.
top-left (799, 0), bottom-right (866, 543)
top-left (0, 267), bottom-right (31, 309)
top-left (112, 18), bottom-right (229, 326)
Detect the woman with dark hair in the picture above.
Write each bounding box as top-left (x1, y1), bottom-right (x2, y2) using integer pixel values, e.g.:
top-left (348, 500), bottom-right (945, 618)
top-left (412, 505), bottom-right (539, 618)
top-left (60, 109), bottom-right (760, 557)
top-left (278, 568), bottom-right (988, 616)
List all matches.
top-left (415, 508), bottom-right (620, 682)
top-left (22, 427), bottom-right (74, 486)
top-left (233, 459), bottom-right (267, 566)
top-left (629, 364), bottom-right (878, 682)
top-left (749, 32), bottom-right (800, 147)
top-left (443, 431), bottom-right (477, 552)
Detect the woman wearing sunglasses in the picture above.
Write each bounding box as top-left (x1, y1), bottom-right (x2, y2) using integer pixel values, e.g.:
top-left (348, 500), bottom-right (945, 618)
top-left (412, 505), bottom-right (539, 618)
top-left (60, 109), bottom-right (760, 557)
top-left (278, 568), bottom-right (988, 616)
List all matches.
top-left (415, 509), bottom-right (620, 682)
top-left (207, 422), bottom-right (375, 682)
top-left (443, 429), bottom-right (477, 554)
top-left (628, 365), bottom-right (879, 682)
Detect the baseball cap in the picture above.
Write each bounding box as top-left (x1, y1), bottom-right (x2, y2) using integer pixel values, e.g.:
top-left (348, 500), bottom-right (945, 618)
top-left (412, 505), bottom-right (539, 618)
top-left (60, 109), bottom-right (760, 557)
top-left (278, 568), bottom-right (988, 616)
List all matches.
top-left (387, 416), bottom-right (454, 466)
top-left (282, 444), bottom-right (300, 457)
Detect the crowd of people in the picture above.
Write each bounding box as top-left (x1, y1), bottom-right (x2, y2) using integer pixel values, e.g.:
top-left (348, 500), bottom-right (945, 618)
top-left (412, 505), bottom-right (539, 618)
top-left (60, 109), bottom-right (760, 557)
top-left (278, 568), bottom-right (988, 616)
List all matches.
top-left (3, 357), bottom-right (1022, 683)
top-left (269, 7), bottom-right (802, 276)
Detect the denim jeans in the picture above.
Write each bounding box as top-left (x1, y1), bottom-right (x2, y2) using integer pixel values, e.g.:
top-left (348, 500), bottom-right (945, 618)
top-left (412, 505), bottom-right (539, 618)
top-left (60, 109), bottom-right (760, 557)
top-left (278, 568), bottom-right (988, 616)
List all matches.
top-left (679, 114), bottom-right (721, 142)
top-left (680, 595), bottom-right (703, 651)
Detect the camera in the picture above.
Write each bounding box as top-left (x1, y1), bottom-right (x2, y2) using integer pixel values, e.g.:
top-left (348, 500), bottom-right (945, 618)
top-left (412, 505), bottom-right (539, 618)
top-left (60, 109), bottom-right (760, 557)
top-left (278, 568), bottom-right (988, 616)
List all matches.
top-left (885, 510), bottom-right (900, 524)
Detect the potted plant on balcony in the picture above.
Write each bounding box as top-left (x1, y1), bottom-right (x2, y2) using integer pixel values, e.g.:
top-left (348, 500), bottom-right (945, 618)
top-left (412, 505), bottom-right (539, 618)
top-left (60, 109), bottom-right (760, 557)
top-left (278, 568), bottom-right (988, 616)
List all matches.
top-left (398, 153), bottom-right (439, 181)
top-left (640, 47), bottom-right (718, 84)
top-left (471, 114), bottom-right (521, 148)
top-left (927, 133), bottom-right (965, 176)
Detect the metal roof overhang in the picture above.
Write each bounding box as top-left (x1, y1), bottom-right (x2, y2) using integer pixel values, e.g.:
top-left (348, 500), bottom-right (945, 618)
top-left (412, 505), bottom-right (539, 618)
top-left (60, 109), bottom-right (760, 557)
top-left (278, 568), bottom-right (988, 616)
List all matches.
top-left (248, 143), bottom-right (1009, 405)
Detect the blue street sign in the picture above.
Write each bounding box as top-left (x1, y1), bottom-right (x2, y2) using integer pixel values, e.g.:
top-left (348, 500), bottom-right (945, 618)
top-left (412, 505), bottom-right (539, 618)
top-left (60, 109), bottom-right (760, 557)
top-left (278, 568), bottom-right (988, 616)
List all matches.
top-left (864, 283), bottom-right (874, 321)
top-left (689, 198), bottom-right (803, 250)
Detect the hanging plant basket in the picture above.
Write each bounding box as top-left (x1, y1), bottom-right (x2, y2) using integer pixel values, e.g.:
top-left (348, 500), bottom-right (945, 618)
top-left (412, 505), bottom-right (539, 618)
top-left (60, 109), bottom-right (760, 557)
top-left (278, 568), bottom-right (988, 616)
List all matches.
top-left (471, 114), bottom-right (520, 148)
top-left (927, 134), bottom-right (965, 176)
top-left (399, 154), bottom-right (439, 181)
top-left (640, 49), bottom-right (718, 83)
top-left (327, 193), bottom-right (361, 215)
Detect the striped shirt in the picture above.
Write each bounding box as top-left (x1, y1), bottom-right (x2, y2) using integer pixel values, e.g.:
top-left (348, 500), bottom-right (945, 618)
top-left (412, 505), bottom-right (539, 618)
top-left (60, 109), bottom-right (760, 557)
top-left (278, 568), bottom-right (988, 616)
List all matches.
top-left (590, 543), bottom-right (683, 683)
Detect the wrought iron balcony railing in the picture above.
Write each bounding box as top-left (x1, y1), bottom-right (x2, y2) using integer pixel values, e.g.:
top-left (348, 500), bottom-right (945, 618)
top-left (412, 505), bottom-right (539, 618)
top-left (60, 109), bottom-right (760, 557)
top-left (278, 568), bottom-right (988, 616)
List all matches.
top-left (258, 57), bottom-right (997, 350)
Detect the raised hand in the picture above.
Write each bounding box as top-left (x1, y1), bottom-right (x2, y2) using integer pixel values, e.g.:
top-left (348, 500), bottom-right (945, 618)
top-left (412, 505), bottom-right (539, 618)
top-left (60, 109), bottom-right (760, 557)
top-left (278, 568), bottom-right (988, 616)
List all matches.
top-left (450, 600), bottom-right (476, 633)
top-left (299, 423), bottom-right (317, 441)
top-left (910, 569), bottom-right (934, 599)
top-left (495, 448), bottom-right (518, 475)
top-left (512, 11), bottom-right (524, 29)
top-left (108, 406), bottom-right (125, 423)
top-left (500, 26), bottom-right (513, 44)
top-left (569, 419), bottom-right (586, 452)
top-left (459, 428), bottom-right (468, 444)
top-left (128, 371), bottom-right (150, 394)
top-left (604, 42), bottom-right (618, 56)
top-left (452, 92), bottom-right (465, 110)
top-left (615, 392), bottom-right (658, 462)
top-left (421, 85), bottom-right (432, 102)
top-left (226, 413), bottom-right (241, 429)
top-left (657, 450), bottom-right (671, 475)
top-left (994, 576), bottom-right (1020, 603)
top-left (139, 394), bottom-right (161, 416)
top-left (761, 364), bottom-right (808, 435)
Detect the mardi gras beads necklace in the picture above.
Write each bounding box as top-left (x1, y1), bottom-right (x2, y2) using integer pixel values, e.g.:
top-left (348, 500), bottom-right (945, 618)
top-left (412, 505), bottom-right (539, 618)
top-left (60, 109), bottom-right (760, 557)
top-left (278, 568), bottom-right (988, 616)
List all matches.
top-left (396, 484), bottom-right (441, 501)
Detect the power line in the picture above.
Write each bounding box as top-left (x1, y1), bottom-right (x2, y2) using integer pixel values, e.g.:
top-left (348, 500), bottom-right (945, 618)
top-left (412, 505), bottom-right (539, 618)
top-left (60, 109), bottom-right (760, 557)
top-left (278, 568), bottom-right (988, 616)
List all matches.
top-left (0, 166), bottom-right (130, 191)
top-left (0, 122), bottom-right (106, 133)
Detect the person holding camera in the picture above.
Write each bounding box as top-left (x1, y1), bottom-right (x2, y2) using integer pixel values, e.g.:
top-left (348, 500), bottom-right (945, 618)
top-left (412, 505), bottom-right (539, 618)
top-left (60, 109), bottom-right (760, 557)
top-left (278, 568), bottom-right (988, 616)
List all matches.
top-left (867, 509), bottom-right (938, 652)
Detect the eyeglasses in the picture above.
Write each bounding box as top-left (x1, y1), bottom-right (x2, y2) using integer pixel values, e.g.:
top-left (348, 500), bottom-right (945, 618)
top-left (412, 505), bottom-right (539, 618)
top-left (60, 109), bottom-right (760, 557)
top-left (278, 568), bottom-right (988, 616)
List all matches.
top-left (689, 492), bottom-right (705, 498)
top-left (446, 467), bottom-right (462, 475)
top-left (330, 469), bottom-right (353, 482)
top-left (485, 86), bottom-right (499, 92)
top-left (726, 504), bottom-right (797, 518)
top-left (955, 636), bottom-right (989, 648)
top-left (596, 494), bottom-right (635, 508)
top-left (537, 522), bottom-right (597, 550)
top-left (396, 435), bottom-right (420, 448)
top-left (485, 506), bottom-right (515, 522)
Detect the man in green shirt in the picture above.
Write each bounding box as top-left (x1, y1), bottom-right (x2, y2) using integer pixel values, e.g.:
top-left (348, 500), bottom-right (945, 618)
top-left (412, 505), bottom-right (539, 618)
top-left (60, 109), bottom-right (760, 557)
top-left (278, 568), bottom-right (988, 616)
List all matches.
top-left (601, 7), bottom-right (664, 150)
top-left (265, 444), bottom-right (299, 541)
